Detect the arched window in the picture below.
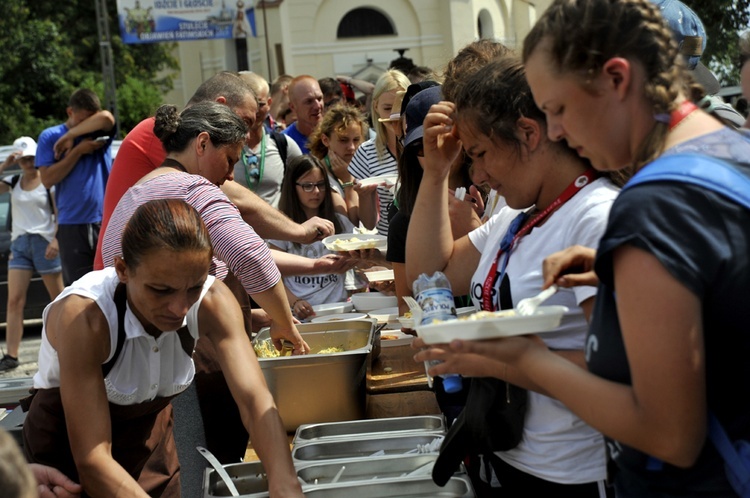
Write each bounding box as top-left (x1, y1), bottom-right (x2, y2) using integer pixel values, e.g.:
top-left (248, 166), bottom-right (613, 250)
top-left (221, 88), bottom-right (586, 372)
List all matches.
top-left (337, 8), bottom-right (396, 38)
top-left (478, 9), bottom-right (494, 39)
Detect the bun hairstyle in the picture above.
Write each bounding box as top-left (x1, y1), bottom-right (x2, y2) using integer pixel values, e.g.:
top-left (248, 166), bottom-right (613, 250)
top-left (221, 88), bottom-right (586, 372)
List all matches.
top-left (153, 102), bottom-right (247, 154)
top-left (442, 39), bottom-right (513, 103)
top-left (522, 0), bottom-right (701, 171)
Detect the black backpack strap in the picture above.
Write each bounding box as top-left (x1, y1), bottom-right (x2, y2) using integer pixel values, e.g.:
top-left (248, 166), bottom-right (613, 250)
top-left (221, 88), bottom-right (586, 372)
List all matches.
top-left (10, 174), bottom-right (20, 189)
top-left (270, 131), bottom-right (288, 167)
top-left (103, 283), bottom-right (128, 378)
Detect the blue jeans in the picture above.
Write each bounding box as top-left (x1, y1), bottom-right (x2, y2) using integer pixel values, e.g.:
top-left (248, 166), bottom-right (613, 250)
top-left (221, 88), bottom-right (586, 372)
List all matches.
top-left (9, 233), bottom-right (62, 274)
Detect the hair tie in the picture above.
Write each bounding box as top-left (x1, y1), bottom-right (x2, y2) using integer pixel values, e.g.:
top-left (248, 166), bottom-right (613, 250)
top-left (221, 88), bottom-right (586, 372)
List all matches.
top-left (653, 113), bottom-right (671, 124)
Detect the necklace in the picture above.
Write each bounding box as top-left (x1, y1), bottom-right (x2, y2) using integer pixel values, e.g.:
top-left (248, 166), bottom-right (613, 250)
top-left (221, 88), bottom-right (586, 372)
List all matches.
top-left (161, 158), bottom-right (188, 173)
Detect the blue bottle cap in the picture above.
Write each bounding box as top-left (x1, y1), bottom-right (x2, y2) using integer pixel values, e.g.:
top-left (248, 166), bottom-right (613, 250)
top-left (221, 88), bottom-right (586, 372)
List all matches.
top-left (442, 374), bottom-right (463, 394)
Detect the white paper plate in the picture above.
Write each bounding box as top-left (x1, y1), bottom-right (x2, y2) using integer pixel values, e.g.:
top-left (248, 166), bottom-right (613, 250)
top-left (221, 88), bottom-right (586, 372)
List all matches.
top-left (322, 234), bottom-right (387, 252)
top-left (416, 305), bottom-right (569, 344)
top-left (351, 292), bottom-right (399, 312)
top-left (357, 174), bottom-right (398, 187)
top-left (310, 312), bottom-right (369, 323)
top-left (398, 315), bottom-right (415, 329)
top-left (364, 269), bottom-right (395, 282)
top-left (368, 306), bottom-right (399, 324)
top-left (379, 330), bottom-right (415, 347)
top-left (311, 301), bottom-right (354, 317)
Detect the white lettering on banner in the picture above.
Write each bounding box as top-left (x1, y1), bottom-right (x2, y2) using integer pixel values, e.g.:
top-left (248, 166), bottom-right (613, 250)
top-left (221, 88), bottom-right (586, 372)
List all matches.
top-left (154, 0), bottom-right (179, 8)
top-left (139, 31), bottom-right (175, 41)
top-left (182, 0), bottom-right (214, 7)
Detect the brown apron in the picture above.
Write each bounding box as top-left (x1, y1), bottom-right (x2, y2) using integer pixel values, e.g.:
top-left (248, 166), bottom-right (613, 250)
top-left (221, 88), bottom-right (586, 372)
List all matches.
top-left (23, 284), bottom-right (194, 497)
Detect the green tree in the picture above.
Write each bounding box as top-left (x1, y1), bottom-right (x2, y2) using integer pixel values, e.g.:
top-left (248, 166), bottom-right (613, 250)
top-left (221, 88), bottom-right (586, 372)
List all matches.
top-left (0, 0), bottom-right (178, 143)
top-left (687, 0), bottom-right (750, 85)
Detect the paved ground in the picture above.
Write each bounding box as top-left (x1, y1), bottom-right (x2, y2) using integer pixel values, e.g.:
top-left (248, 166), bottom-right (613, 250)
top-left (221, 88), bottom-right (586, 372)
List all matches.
top-left (0, 323), bottom-right (42, 380)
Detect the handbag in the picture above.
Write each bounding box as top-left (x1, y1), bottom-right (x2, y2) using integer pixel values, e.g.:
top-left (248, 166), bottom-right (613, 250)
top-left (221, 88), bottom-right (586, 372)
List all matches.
top-left (432, 377), bottom-right (527, 486)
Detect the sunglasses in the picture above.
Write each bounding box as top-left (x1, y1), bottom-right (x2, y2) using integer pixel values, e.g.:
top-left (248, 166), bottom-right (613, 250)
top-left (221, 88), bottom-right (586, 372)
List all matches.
top-left (242, 151), bottom-right (260, 185)
top-left (296, 180), bottom-right (327, 192)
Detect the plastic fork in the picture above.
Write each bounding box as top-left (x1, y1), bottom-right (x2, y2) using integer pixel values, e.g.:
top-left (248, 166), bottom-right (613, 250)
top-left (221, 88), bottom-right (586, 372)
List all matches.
top-left (515, 285), bottom-right (558, 316)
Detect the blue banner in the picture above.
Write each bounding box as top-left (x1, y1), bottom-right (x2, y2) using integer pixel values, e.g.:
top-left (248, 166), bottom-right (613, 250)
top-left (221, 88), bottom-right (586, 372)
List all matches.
top-left (116, 0), bottom-right (256, 44)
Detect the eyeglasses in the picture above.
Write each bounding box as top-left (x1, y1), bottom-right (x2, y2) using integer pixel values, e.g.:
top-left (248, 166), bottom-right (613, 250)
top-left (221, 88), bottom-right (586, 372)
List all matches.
top-left (242, 150), bottom-right (260, 185)
top-left (296, 180), bottom-right (327, 192)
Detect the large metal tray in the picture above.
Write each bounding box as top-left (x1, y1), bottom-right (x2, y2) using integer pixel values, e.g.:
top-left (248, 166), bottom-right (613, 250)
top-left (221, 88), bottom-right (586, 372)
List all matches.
top-left (253, 320), bottom-right (375, 431)
top-left (304, 475), bottom-right (475, 497)
top-left (292, 415), bottom-right (446, 445)
top-left (296, 454), bottom-right (438, 485)
top-left (291, 433), bottom-right (445, 463)
top-left (203, 462), bottom-right (474, 498)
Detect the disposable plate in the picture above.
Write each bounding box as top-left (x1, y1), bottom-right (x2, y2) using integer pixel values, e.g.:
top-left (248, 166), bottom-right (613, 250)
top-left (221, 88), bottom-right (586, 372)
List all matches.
top-left (323, 234), bottom-right (387, 252)
top-left (367, 306), bottom-right (399, 324)
top-left (356, 174), bottom-right (398, 187)
top-left (379, 330), bottom-right (415, 347)
top-left (312, 301), bottom-right (354, 317)
top-left (310, 312), bottom-right (368, 323)
top-left (416, 305), bottom-right (569, 344)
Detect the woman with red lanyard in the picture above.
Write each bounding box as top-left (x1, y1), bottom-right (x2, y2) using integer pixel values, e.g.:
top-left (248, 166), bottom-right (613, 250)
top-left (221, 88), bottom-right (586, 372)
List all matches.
top-left (407, 55), bottom-right (619, 496)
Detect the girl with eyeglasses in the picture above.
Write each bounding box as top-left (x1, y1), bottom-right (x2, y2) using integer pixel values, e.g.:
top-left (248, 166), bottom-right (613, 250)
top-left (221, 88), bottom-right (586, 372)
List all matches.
top-left (269, 155), bottom-right (370, 319)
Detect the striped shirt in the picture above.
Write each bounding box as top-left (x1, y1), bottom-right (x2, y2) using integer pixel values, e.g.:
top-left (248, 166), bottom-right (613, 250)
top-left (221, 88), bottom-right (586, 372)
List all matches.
top-left (101, 172), bottom-right (280, 295)
top-left (347, 138), bottom-right (398, 236)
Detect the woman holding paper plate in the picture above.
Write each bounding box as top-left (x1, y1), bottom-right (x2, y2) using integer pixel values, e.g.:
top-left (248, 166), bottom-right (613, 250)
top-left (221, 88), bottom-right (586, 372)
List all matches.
top-left (408, 56), bottom-right (619, 496)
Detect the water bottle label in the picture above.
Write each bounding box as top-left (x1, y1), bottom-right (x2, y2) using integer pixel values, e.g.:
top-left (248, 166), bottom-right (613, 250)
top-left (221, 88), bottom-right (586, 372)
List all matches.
top-left (417, 287), bottom-right (456, 325)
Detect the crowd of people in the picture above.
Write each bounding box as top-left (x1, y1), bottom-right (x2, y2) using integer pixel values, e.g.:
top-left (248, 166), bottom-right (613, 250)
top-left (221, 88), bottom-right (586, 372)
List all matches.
top-left (2, 0), bottom-right (750, 496)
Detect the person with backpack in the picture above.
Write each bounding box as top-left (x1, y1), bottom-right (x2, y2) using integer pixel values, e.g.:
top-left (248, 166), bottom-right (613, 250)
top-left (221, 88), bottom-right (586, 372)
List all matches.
top-left (0, 137), bottom-right (64, 372)
top-left (418, 0), bottom-right (750, 496)
top-left (234, 71), bottom-right (301, 208)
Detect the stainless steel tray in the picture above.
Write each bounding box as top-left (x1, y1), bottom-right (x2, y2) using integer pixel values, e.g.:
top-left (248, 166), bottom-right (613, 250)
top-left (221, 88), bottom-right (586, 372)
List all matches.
top-left (304, 475), bottom-right (475, 497)
top-left (202, 461), bottom-right (268, 498)
top-left (296, 454), bottom-right (439, 485)
top-left (293, 415), bottom-right (446, 445)
top-left (253, 320), bottom-right (375, 431)
top-left (292, 434), bottom-right (445, 463)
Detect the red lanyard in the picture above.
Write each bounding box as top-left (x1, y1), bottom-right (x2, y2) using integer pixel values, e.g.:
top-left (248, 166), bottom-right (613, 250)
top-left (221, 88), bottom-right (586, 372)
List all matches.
top-left (669, 101), bottom-right (698, 130)
top-left (481, 168), bottom-right (598, 311)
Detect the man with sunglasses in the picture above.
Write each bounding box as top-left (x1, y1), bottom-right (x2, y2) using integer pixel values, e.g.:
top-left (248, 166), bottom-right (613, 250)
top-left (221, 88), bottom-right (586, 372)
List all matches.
top-left (234, 71), bottom-right (302, 209)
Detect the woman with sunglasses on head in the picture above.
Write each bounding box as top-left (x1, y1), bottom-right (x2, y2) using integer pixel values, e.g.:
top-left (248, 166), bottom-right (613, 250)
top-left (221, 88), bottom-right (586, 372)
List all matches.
top-left (269, 155), bottom-right (367, 320)
top-left (408, 55), bottom-right (619, 496)
top-left (426, 0), bottom-right (750, 496)
top-left (23, 199), bottom-right (302, 498)
top-left (348, 69), bottom-right (411, 237)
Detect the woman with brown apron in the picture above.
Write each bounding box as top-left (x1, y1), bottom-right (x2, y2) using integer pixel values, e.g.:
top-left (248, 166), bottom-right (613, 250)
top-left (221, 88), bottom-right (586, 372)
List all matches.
top-left (22, 199), bottom-right (302, 497)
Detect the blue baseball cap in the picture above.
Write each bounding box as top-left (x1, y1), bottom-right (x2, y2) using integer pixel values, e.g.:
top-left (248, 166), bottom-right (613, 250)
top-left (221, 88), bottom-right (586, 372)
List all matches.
top-left (650, 0), bottom-right (720, 94)
top-left (403, 85), bottom-right (443, 149)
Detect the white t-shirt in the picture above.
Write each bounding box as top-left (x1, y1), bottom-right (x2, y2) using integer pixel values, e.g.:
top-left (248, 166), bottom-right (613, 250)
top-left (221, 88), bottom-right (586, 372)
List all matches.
top-left (2, 174), bottom-right (56, 242)
top-left (34, 268), bottom-right (215, 405)
top-left (232, 132), bottom-right (302, 209)
top-left (348, 138), bottom-right (398, 237)
top-left (268, 214), bottom-right (355, 305)
top-left (467, 177), bottom-right (619, 484)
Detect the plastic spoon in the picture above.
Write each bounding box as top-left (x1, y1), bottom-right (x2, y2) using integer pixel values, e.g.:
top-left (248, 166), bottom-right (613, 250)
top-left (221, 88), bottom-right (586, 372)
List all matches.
top-left (197, 446), bottom-right (240, 497)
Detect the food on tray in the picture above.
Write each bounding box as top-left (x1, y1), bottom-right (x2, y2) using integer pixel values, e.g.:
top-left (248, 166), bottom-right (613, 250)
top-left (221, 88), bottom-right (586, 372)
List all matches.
top-left (253, 340), bottom-right (345, 358)
top-left (328, 236), bottom-right (379, 251)
top-left (381, 334), bottom-right (400, 341)
top-left (317, 346), bottom-right (345, 354)
top-left (430, 309), bottom-right (516, 324)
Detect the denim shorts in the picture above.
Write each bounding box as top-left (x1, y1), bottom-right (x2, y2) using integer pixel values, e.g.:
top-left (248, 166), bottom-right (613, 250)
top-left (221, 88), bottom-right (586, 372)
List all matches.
top-left (9, 233), bottom-right (62, 274)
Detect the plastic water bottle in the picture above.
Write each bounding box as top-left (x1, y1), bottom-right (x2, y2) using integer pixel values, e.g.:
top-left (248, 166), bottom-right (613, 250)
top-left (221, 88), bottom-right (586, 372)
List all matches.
top-left (413, 272), bottom-right (463, 394)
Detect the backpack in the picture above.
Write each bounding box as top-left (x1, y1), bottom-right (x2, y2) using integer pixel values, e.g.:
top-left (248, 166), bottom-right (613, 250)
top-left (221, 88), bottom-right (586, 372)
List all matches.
top-left (623, 153), bottom-right (750, 497)
top-left (269, 131), bottom-right (288, 168)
